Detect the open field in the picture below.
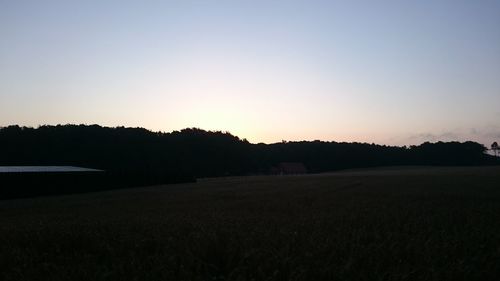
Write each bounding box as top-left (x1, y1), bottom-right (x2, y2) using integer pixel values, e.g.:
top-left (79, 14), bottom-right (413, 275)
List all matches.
top-left (1, 166), bottom-right (500, 280)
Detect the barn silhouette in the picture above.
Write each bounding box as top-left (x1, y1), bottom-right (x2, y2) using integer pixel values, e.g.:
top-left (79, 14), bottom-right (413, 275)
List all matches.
top-left (271, 162), bottom-right (308, 175)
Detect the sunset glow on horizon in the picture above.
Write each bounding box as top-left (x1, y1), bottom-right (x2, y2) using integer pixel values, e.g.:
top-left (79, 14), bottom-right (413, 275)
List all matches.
top-left (1, 0), bottom-right (499, 146)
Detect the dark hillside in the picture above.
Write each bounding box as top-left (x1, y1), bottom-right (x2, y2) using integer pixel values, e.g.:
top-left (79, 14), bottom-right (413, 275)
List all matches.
top-left (0, 125), bottom-right (497, 197)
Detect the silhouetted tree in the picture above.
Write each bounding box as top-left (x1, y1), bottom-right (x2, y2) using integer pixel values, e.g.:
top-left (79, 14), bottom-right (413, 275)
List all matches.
top-left (492, 142), bottom-right (499, 157)
top-left (0, 124), bottom-right (497, 198)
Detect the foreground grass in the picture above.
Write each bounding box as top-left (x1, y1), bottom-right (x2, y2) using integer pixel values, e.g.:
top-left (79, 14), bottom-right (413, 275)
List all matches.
top-left (1, 166), bottom-right (500, 281)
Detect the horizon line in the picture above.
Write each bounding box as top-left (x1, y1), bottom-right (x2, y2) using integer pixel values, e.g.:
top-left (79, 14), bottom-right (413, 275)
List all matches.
top-left (0, 123), bottom-right (493, 148)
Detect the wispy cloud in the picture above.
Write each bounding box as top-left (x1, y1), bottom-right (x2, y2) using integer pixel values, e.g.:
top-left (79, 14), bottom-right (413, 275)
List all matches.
top-left (405, 126), bottom-right (500, 146)
top-left (408, 132), bottom-right (458, 142)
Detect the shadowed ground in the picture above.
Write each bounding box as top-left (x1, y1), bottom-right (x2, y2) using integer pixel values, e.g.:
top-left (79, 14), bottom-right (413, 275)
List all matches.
top-left (1, 166), bottom-right (500, 280)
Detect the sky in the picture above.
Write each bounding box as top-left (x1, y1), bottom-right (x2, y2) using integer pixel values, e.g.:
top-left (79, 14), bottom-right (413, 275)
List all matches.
top-left (1, 0), bottom-right (499, 146)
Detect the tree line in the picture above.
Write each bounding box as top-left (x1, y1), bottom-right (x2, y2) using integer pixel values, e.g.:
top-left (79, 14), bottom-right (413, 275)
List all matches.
top-left (0, 124), bottom-right (497, 187)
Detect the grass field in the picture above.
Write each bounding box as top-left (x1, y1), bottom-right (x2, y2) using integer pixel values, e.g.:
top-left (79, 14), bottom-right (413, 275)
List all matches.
top-left (1, 166), bottom-right (500, 280)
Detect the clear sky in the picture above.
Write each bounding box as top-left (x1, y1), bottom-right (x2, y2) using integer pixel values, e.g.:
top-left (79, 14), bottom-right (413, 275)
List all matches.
top-left (1, 0), bottom-right (499, 145)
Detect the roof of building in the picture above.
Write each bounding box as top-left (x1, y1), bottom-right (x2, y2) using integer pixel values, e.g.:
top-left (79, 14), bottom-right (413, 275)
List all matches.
top-left (278, 162), bottom-right (308, 172)
top-left (0, 166), bottom-right (104, 173)
top-left (279, 162), bottom-right (307, 168)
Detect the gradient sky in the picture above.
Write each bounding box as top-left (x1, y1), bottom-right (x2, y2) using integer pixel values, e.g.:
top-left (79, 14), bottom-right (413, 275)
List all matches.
top-left (1, 0), bottom-right (499, 145)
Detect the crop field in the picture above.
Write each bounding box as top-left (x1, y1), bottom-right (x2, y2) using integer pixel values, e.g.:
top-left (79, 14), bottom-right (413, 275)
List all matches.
top-left (1, 166), bottom-right (500, 281)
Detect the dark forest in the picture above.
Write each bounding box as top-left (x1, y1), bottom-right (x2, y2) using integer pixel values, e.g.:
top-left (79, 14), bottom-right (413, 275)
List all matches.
top-left (1, 125), bottom-right (496, 186)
